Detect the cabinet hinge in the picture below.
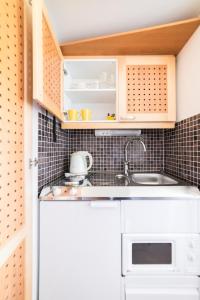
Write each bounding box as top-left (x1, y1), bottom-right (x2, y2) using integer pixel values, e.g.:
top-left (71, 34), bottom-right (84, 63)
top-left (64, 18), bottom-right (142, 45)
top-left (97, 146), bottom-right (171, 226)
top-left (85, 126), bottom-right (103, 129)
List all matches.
top-left (29, 158), bottom-right (38, 168)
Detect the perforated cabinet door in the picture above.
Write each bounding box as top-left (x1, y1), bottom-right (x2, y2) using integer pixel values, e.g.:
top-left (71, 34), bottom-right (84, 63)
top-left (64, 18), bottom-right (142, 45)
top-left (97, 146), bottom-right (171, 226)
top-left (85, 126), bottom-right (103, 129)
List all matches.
top-left (118, 56), bottom-right (176, 122)
top-left (0, 0), bottom-right (24, 249)
top-left (0, 243), bottom-right (25, 300)
top-left (32, 0), bottom-right (64, 120)
top-left (0, 1), bottom-right (25, 299)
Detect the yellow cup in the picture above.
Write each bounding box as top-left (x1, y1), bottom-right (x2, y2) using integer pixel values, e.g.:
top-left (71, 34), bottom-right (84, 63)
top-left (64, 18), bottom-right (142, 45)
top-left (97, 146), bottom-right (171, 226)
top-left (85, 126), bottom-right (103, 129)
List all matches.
top-left (81, 109), bottom-right (92, 121)
top-left (68, 109), bottom-right (79, 121)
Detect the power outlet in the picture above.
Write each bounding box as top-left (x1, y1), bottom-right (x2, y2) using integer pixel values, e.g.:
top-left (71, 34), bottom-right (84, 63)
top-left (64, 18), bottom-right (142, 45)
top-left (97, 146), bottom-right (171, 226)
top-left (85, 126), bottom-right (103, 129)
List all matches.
top-left (95, 130), bottom-right (141, 137)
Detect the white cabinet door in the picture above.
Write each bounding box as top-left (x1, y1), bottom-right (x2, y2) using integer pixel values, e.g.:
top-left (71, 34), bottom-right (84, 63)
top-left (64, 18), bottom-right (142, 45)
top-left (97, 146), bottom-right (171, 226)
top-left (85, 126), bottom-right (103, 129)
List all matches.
top-left (122, 199), bottom-right (199, 233)
top-left (39, 201), bottom-right (121, 300)
top-left (126, 288), bottom-right (199, 300)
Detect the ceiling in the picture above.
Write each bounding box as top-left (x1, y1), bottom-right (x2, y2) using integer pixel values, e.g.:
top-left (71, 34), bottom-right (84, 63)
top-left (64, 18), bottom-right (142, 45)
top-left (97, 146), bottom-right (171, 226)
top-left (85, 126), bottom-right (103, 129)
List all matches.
top-left (44, 0), bottom-right (200, 44)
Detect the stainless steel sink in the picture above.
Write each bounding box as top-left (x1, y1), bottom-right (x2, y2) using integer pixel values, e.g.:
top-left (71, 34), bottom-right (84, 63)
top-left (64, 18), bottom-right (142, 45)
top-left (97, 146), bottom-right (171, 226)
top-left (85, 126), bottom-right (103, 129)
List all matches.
top-left (131, 173), bottom-right (178, 185)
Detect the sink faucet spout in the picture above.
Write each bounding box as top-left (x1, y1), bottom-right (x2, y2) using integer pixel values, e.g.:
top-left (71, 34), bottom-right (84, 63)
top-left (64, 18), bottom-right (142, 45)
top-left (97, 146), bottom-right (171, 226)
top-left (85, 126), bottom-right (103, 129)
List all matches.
top-left (124, 137), bottom-right (147, 176)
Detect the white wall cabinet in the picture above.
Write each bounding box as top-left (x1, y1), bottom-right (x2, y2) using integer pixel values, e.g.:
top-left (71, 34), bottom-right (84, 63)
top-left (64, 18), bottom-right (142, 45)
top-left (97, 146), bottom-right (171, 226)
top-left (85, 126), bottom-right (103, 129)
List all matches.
top-left (39, 201), bottom-right (121, 300)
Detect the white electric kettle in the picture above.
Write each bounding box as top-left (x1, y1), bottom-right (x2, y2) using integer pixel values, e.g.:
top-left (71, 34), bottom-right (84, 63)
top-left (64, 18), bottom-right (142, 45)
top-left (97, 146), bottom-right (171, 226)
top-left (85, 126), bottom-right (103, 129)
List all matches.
top-left (70, 151), bottom-right (93, 175)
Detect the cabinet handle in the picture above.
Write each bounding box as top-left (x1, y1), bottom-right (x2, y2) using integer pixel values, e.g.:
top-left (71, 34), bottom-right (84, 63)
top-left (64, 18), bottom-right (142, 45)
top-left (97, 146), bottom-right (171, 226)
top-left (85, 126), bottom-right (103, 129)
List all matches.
top-left (120, 116), bottom-right (136, 121)
top-left (90, 202), bottom-right (118, 208)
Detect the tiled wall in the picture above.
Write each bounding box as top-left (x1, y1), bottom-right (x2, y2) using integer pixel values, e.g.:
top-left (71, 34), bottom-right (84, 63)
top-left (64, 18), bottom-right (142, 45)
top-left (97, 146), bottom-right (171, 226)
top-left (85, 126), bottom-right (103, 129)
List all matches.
top-left (164, 113), bottom-right (200, 188)
top-left (38, 113), bottom-right (69, 190)
top-left (66, 129), bottom-right (164, 172)
top-left (38, 112), bottom-right (200, 190)
top-left (38, 112), bottom-right (164, 189)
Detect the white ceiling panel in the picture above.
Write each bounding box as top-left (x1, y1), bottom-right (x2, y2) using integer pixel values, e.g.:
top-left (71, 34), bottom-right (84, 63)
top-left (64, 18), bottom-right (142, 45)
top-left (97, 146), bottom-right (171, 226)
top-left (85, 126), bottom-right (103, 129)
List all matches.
top-left (44, 0), bottom-right (200, 44)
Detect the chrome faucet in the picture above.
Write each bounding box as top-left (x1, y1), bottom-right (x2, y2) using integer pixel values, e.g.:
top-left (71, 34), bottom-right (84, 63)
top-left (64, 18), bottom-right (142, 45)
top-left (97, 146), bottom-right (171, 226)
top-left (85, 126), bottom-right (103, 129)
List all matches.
top-left (124, 137), bottom-right (147, 176)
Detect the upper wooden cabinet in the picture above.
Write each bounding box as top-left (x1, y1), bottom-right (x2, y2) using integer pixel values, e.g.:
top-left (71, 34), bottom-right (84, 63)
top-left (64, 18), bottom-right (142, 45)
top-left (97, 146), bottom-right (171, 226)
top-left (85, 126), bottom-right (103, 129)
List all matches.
top-left (118, 56), bottom-right (176, 122)
top-left (61, 56), bottom-right (176, 128)
top-left (32, 1), bottom-right (176, 128)
top-left (32, 0), bottom-right (64, 120)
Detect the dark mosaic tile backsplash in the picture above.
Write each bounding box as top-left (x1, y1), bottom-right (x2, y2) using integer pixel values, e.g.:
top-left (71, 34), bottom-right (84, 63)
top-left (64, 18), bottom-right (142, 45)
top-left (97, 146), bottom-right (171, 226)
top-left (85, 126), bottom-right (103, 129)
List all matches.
top-left (38, 113), bottom-right (164, 189)
top-left (66, 129), bottom-right (164, 173)
top-left (164, 113), bottom-right (200, 188)
top-left (38, 113), bottom-right (69, 189)
top-left (38, 112), bottom-right (200, 190)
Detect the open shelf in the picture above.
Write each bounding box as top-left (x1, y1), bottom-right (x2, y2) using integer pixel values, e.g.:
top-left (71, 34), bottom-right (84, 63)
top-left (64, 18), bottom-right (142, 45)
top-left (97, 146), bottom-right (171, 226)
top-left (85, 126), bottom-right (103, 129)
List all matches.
top-left (64, 89), bottom-right (116, 104)
top-left (63, 58), bottom-right (117, 121)
top-left (62, 120), bottom-right (117, 123)
top-left (64, 88), bottom-right (116, 92)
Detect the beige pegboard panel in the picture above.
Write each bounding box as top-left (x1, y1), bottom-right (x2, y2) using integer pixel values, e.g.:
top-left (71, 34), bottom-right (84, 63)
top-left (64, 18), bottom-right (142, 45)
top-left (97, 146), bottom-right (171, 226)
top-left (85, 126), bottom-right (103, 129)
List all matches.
top-left (42, 13), bottom-right (62, 109)
top-left (0, 0), bottom-right (24, 247)
top-left (0, 241), bottom-right (24, 300)
top-left (126, 65), bottom-right (168, 113)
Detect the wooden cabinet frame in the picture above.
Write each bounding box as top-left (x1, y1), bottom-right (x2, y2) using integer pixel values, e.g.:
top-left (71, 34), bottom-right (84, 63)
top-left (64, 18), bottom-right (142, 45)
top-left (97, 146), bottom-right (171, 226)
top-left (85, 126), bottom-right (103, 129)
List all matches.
top-left (0, 1), bottom-right (34, 299)
top-left (33, 0), bottom-right (64, 121)
top-left (118, 56), bottom-right (176, 122)
top-left (32, 2), bottom-right (176, 129)
top-left (61, 57), bottom-right (176, 129)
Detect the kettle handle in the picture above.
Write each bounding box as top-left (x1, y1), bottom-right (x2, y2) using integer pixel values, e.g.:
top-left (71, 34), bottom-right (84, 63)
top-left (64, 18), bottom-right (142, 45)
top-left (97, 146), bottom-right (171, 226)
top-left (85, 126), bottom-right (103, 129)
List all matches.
top-left (79, 151), bottom-right (93, 171)
top-left (85, 152), bottom-right (93, 171)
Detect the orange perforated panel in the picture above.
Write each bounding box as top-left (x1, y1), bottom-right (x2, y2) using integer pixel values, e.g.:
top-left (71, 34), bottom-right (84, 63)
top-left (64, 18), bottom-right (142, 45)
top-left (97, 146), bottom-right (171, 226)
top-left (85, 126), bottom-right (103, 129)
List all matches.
top-left (42, 13), bottom-right (62, 109)
top-left (127, 65), bottom-right (168, 113)
top-left (0, 242), bottom-right (24, 300)
top-left (0, 0), bottom-right (24, 247)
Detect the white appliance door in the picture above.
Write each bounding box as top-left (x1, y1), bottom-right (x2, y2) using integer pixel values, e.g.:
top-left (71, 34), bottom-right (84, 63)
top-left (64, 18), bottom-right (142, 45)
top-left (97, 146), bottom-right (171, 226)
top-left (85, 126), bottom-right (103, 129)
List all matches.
top-left (123, 234), bottom-right (175, 275)
top-left (39, 201), bottom-right (121, 300)
top-left (123, 233), bottom-right (200, 275)
top-left (126, 288), bottom-right (199, 300)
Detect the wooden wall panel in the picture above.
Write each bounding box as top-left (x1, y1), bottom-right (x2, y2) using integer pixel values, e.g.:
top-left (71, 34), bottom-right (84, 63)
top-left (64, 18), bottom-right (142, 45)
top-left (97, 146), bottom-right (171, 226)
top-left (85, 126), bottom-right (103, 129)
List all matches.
top-left (0, 0), bottom-right (24, 248)
top-left (0, 242), bottom-right (24, 300)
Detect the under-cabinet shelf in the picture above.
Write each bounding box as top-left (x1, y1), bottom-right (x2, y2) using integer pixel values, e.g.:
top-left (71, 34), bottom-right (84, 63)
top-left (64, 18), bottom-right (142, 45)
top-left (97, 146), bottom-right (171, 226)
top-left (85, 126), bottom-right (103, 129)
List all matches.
top-left (63, 120), bottom-right (117, 123)
top-left (64, 89), bottom-right (116, 103)
top-left (61, 121), bottom-right (175, 129)
top-left (64, 88), bottom-right (116, 92)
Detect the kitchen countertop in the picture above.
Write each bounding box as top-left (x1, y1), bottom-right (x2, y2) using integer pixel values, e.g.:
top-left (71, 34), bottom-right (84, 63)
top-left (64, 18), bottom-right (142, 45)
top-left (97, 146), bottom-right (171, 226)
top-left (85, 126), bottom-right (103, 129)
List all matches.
top-left (39, 172), bottom-right (200, 201)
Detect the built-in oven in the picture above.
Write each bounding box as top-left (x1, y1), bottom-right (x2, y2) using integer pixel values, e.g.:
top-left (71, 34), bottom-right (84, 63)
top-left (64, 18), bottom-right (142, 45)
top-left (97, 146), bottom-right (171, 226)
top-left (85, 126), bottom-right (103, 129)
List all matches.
top-left (122, 233), bottom-right (200, 276)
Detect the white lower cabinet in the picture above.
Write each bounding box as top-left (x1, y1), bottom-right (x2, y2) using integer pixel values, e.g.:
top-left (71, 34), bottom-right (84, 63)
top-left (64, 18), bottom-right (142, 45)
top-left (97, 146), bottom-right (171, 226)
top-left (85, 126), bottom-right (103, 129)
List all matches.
top-left (39, 201), bottom-right (121, 300)
top-left (126, 288), bottom-right (199, 300)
